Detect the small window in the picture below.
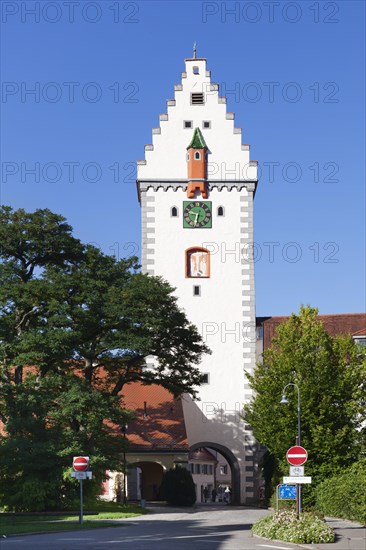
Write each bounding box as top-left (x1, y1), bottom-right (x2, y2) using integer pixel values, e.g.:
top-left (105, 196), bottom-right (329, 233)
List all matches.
top-left (189, 463), bottom-right (194, 474)
top-left (194, 151), bottom-right (201, 160)
top-left (201, 373), bottom-right (209, 384)
top-left (208, 465), bottom-right (213, 475)
top-left (354, 337), bottom-right (366, 347)
top-left (191, 92), bottom-right (204, 105)
top-left (186, 153), bottom-right (190, 161)
top-left (171, 206), bottom-right (178, 217)
top-left (193, 285), bottom-right (201, 296)
top-left (220, 465), bottom-right (228, 475)
top-left (217, 206), bottom-right (224, 216)
top-left (186, 248), bottom-right (210, 278)
top-left (184, 120), bottom-right (193, 129)
top-left (257, 326), bottom-right (263, 339)
top-left (195, 464), bottom-right (201, 474)
top-left (193, 66), bottom-right (199, 75)
top-left (203, 121), bottom-right (211, 129)
top-left (202, 464), bottom-right (208, 474)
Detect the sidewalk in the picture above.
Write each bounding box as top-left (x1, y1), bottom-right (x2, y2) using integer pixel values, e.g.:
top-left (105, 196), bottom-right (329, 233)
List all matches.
top-left (301, 517), bottom-right (365, 550)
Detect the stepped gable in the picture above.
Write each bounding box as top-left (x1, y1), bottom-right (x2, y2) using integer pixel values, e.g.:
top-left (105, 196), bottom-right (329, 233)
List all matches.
top-left (137, 57), bottom-right (257, 185)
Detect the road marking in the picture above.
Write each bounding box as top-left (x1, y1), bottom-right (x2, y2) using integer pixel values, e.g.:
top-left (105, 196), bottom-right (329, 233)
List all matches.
top-left (57, 538), bottom-right (95, 541)
top-left (257, 544), bottom-right (294, 550)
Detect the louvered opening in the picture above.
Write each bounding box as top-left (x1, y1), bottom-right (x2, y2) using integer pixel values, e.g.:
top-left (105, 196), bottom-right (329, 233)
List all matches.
top-left (191, 92), bottom-right (204, 105)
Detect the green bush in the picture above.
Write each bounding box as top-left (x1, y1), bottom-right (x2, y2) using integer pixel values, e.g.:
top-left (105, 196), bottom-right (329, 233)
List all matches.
top-left (252, 511), bottom-right (335, 544)
top-left (159, 467), bottom-right (196, 507)
top-left (315, 460), bottom-right (366, 523)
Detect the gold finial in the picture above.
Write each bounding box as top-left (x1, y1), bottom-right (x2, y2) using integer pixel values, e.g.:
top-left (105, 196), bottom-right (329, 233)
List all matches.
top-left (193, 42), bottom-right (197, 59)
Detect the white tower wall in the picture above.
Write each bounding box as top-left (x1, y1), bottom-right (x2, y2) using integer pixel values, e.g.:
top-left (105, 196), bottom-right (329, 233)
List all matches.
top-left (138, 56), bottom-right (259, 504)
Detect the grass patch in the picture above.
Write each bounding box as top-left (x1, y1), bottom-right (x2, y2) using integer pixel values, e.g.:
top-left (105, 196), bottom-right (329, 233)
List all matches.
top-left (0, 501), bottom-right (147, 536)
top-left (252, 510), bottom-right (335, 544)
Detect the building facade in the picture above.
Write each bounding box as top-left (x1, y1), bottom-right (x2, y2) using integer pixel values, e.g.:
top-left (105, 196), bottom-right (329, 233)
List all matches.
top-left (137, 54), bottom-right (259, 504)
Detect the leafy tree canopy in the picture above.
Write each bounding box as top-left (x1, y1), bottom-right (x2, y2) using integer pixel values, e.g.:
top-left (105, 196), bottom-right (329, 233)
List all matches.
top-left (244, 306), bottom-right (366, 502)
top-left (0, 206), bottom-right (209, 510)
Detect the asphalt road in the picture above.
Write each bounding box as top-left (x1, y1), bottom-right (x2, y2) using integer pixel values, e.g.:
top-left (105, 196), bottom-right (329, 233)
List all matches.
top-left (0, 506), bottom-right (281, 550)
top-left (2, 506), bottom-right (365, 550)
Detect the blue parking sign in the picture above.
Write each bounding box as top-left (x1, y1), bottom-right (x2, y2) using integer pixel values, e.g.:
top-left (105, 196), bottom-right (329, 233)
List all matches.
top-left (279, 484), bottom-right (297, 499)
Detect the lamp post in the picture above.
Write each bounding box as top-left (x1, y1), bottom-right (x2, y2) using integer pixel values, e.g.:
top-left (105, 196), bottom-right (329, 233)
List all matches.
top-left (121, 423), bottom-right (128, 505)
top-left (280, 383), bottom-right (301, 518)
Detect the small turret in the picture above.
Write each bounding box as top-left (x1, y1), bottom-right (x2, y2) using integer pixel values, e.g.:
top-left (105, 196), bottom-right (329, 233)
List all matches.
top-left (186, 127), bottom-right (208, 199)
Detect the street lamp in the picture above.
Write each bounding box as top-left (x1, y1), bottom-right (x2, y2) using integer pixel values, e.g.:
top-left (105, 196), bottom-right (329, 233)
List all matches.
top-left (120, 423), bottom-right (128, 505)
top-left (280, 383), bottom-right (301, 446)
top-left (280, 383), bottom-right (301, 518)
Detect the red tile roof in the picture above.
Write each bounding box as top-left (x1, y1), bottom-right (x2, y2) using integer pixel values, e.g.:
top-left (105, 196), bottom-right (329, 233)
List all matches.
top-left (189, 447), bottom-right (218, 463)
top-left (263, 313), bottom-right (366, 349)
top-left (121, 382), bottom-right (188, 453)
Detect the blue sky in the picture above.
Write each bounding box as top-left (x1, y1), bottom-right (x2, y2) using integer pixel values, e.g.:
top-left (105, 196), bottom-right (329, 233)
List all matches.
top-left (1, 0), bottom-right (365, 316)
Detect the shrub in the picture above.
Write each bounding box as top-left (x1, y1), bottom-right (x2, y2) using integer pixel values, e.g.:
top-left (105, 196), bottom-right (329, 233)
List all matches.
top-left (252, 511), bottom-right (335, 544)
top-left (159, 467), bottom-right (196, 507)
top-left (315, 460), bottom-right (366, 523)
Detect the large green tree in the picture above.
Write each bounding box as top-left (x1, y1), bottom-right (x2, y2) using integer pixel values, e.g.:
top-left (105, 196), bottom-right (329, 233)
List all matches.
top-left (244, 306), bottom-right (366, 505)
top-left (0, 206), bottom-right (209, 510)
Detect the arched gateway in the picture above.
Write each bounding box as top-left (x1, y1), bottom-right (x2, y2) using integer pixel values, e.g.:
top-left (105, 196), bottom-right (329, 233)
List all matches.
top-left (190, 442), bottom-right (241, 505)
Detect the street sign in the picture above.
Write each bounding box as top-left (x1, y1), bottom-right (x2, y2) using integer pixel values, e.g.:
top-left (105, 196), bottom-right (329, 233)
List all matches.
top-left (72, 471), bottom-right (87, 480)
top-left (290, 466), bottom-right (304, 476)
top-left (286, 445), bottom-right (308, 466)
top-left (73, 456), bottom-right (89, 472)
top-left (279, 484), bottom-right (297, 499)
top-left (283, 476), bottom-right (312, 484)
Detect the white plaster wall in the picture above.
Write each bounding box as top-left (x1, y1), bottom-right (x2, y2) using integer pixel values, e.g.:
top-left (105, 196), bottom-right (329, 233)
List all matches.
top-left (138, 58), bottom-right (257, 182)
top-left (138, 56), bottom-right (258, 503)
top-left (150, 187), bottom-right (251, 411)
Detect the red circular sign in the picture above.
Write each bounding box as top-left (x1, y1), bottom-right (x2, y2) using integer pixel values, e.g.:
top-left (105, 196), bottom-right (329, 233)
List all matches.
top-left (73, 456), bottom-right (89, 472)
top-left (286, 446), bottom-right (308, 466)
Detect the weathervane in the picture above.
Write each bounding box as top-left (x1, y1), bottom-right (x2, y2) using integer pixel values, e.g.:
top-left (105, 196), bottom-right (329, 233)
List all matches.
top-left (193, 41), bottom-right (197, 59)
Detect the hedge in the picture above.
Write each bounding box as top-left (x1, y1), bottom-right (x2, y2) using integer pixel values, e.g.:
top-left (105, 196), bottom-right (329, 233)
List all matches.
top-left (315, 460), bottom-right (366, 524)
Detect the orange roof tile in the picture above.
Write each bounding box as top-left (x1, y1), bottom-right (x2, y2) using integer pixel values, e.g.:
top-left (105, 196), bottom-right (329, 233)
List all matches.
top-left (189, 447), bottom-right (218, 463)
top-left (263, 313), bottom-right (366, 349)
top-left (121, 382), bottom-right (188, 453)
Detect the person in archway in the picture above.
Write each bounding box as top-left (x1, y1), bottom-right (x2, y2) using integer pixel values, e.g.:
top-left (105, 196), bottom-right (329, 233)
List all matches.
top-left (211, 488), bottom-right (217, 502)
top-left (203, 486), bottom-right (209, 503)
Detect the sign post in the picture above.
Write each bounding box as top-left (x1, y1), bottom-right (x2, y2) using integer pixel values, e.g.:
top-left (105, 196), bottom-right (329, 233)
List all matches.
top-left (286, 446), bottom-right (308, 519)
top-left (73, 457), bottom-right (90, 524)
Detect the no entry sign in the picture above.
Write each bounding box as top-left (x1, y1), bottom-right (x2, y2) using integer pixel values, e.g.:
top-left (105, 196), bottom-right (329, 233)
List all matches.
top-left (73, 456), bottom-right (89, 472)
top-left (286, 446), bottom-right (308, 466)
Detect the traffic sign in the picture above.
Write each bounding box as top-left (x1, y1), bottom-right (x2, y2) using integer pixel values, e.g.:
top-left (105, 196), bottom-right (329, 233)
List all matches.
top-left (283, 476), bottom-right (312, 484)
top-left (73, 456), bottom-right (89, 472)
top-left (279, 484), bottom-right (297, 499)
top-left (290, 466), bottom-right (304, 476)
top-left (286, 445), bottom-right (308, 466)
top-left (72, 471), bottom-right (87, 480)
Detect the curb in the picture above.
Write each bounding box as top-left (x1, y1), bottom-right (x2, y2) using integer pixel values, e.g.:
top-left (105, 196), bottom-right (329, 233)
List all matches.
top-left (253, 533), bottom-right (320, 549)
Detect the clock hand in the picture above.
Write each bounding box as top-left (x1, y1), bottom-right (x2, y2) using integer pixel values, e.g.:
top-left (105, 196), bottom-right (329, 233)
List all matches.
top-left (194, 211), bottom-right (199, 226)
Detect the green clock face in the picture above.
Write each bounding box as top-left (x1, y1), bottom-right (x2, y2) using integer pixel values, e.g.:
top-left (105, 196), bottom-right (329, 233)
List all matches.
top-left (183, 201), bottom-right (212, 228)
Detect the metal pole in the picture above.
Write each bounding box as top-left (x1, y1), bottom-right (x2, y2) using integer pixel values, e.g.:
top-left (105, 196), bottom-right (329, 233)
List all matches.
top-left (297, 385), bottom-right (302, 516)
top-left (123, 432), bottom-right (127, 505)
top-left (282, 383), bottom-right (301, 519)
top-left (79, 479), bottom-right (83, 524)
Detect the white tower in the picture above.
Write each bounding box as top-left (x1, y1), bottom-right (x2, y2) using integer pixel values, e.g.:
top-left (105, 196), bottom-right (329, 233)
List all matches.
top-left (137, 54), bottom-right (259, 504)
